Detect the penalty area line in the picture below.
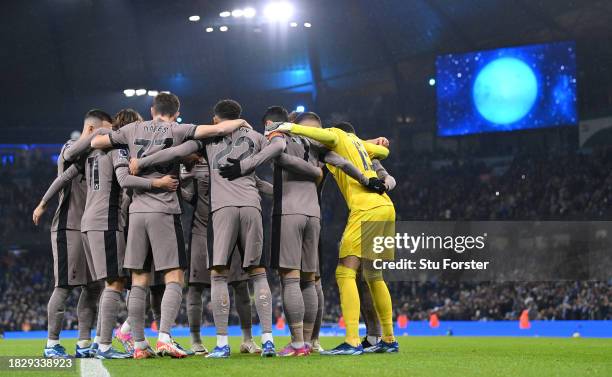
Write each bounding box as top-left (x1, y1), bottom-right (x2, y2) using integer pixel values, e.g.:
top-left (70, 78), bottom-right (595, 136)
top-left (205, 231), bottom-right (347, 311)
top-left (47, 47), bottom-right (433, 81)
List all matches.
top-left (80, 358), bottom-right (111, 377)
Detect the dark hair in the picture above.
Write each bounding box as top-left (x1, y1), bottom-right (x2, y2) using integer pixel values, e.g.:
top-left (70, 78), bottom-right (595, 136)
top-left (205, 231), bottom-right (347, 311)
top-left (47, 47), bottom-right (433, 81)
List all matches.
top-left (295, 111), bottom-right (321, 125)
top-left (288, 111), bottom-right (299, 122)
top-left (113, 108), bottom-right (142, 129)
top-left (332, 121), bottom-right (355, 134)
top-left (214, 99), bottom-right (242, 120)
top-left (262, 106), bottom-right (289, 124)
top-left (153, 93), bottom-right (180, 116)
top-left (84, 109), bottom-right (112, 123)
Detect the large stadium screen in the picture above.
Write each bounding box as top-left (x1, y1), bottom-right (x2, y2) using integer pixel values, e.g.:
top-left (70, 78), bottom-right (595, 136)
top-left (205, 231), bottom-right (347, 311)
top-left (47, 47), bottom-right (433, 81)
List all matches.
top-left (436, 41), bottom-right (578, 136)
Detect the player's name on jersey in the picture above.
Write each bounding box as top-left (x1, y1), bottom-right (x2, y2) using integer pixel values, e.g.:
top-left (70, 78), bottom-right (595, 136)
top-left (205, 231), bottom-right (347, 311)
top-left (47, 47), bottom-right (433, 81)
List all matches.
top-left (372, 258), bottom-right (490, 271)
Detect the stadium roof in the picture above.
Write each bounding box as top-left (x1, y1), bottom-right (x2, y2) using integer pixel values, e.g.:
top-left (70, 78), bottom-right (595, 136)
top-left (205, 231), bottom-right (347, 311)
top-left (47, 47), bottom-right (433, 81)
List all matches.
top-left (2, 0), bottom-right (611, 142)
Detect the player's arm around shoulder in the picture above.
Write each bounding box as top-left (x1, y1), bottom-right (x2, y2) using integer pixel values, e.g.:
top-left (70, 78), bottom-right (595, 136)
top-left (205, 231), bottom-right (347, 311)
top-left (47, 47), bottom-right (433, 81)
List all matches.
top-left (192, 119), bottom-right (252, 139)
top-left (283, 124), bottom-right (339, 148)
top-left (363, 138), bottom-right (390, 160)
top-left (219, 132), bottom-right (286, 180)
top-left (92, 123), bottom-right (133, 149)
top-left (130, 140), bottom-right (203, 175)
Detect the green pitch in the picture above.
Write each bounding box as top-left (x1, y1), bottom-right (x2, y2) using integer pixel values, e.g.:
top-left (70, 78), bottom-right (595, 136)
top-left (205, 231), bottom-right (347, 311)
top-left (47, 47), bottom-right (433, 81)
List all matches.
top-left (1, 336), bottom-right (611, 377)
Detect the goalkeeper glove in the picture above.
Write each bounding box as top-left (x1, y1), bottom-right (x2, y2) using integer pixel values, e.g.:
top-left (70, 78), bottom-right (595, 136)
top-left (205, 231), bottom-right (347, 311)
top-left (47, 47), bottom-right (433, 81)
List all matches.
top-left (219, 158), bottom-right (243, 180)
top-left (366, 177), bottom-right (387, 194)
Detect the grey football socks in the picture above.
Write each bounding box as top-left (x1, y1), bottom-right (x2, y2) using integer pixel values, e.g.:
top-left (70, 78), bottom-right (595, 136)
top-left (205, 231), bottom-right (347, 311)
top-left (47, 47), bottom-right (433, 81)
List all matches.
top-left (232, 281), bottom-right (253, 341)
top-left (250, 271), bottom-right (273, 340)
top-left (211, 275), bottom-right (230, 336)
top-left (149, 285), bottom-right (164, 325)
top-left (100, 288), bottom-right (121, 345)
top-left (95, 293), bottom-right (103, 343)
top-left (128, 285), bottom-right (147, 343)
top-left (312, 279), bottom-right (324, 340)
top-left (282, 276), bottom-right (304, 346)
top-left (77, 281), bottom-right (103, 341)
top-left (159, 282), bottom-right (183, 335)
top-left (187, 285), bottom-right (204, 344)
top-left (300, 280), bottom-right (317, 344)
top-left (47, 287), bottom-right (69, 341)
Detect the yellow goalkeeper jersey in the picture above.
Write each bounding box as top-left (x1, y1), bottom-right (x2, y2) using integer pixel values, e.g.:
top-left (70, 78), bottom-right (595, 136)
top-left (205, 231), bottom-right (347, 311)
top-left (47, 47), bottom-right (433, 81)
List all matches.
top-left (288, 125), bottom-right (394, 211)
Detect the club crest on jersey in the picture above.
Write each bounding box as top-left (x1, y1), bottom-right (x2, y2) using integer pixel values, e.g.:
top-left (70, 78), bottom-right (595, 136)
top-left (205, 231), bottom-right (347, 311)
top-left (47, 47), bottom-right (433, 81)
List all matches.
top-left (119, 149), bottom-right (129, 158)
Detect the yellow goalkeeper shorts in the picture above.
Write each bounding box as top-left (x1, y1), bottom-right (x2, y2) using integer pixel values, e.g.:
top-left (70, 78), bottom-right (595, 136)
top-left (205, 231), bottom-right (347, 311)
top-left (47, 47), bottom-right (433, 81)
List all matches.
top-left (339, 205), bottom-right (396, 259)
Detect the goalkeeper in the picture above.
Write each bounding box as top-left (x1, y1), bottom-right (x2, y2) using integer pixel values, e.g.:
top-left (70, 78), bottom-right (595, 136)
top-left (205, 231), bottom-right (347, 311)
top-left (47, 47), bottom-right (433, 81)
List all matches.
top-left (268, 121), bottom-right (398, 355)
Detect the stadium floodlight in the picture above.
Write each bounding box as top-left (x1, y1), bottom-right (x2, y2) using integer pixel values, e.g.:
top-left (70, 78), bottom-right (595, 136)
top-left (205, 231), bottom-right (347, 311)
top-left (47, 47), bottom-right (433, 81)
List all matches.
top-left (220, 11), bottom-right (231, 17)
top-left (219, 26), bottom-right (229, 32)
top-left (232, 9), bottom-right (243, 17)
top-left (429, 78), bottom-right (436, 86)
top-left (264, 2), bottom-right (294, 21)
top-left (135, 89), bottom-right (147, 96)
top-left (303, 22), bottom-right (312, 28)
top-left (160, 91), bottom-right (170, 94)
top-left (177, 117), bottom-right (183, 123)
top-left (296, 105), bottom-right (305, 112)
top-left (290, 22), bottom-right (298, 27)
top-left (188, 15), bottom-right (200, 22)
top-left (123, 89), bottom-right (136, 97)
top-left (147, 90), bottom-right (158, 97)
top-left (243, 7), bottom-right (256, 18)
top-left (206, 27), bottom-right (214, 32)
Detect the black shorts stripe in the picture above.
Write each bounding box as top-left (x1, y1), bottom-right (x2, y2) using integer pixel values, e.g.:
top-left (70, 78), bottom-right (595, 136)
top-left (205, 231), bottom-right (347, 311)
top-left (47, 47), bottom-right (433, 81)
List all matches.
top-left (56, 230), bottom-right (69, 286)
top-left (108, 176), bottom-right (120, 230)
top-left (174, 214), bottom-right (187, 269)
top-left (258, 209), bottom-right (268, 267)
top-left (104, 230), bottom-right (119, 279)
top-left (143, 245), bottom-right (153, 272)
top-left (316, 168), bottom-right (329, 275)
top-left (57, 160), bottom-right (73, 231)
top-left (272, 164), bottom-right (283, 216)
top-left (271, 215), bottom-right (282, 269)
top-left (207, 210), bottom-right (214, 269)
top-left (187, 231), bottom-right (193, 271)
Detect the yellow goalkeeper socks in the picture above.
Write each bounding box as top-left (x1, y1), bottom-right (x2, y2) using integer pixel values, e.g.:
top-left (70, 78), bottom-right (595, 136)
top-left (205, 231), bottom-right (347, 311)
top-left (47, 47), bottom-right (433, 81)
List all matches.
top-left (335, 265), bottom-right (360, 347)
top-left (367, 279), bottom-right (396, 343)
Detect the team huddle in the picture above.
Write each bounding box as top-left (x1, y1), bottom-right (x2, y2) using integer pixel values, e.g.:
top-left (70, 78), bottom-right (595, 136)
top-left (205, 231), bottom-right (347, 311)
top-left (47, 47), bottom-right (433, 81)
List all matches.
top-left (32, 93), bottom-right (399, 360)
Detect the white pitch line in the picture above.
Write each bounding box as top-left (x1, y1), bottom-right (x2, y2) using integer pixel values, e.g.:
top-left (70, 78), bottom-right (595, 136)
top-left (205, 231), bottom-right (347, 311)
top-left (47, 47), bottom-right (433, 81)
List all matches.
top-left (80, 358), bottom-right (111, 377)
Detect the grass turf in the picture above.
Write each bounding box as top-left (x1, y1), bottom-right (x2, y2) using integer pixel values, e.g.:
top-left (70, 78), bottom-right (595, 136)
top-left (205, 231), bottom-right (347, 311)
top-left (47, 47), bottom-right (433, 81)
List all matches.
top-left (1, 336), bottom-right (611, 377)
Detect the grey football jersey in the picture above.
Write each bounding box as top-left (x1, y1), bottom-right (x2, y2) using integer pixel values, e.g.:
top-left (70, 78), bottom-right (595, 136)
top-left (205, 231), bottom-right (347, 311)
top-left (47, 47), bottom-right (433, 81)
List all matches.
top-left (273, 135), bottom-right (322, 218)
top-left (109, 119), bottom-right (197, 214)
top-left (81, 148), bottom-right (128, 232)
top-left (188, 162), bottom-right (210, 236)
top-left (203, 127), bottom-right (267, 212)
top-left (51, 139), bottom-right (87, 231)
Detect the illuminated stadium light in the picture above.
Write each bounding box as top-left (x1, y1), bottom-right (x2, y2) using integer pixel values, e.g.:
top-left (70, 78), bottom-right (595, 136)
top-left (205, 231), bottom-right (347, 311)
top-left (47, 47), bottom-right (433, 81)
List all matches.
top-left (123, 89), bottom-right (136, 97)
top-left (243, 7), bottom-right (256, 18)
top-left (220, 11), bottom-right (231, 17)
top-left (206, 27), bottom-right (214, 32)
top-left (290, 22), bottom-right (298, 27)
top-left (135, 89), bottom-right (147, 96)
top-left (188, 15), bottom-right (200, 22)
top-left (177, 117), bottom-right (183, 123)
top-left (232, 9), bottom-right (243, 17)
top-left (296, 105), bottom-right (305, 112)
top-left (429, 78), bottom-right (436, 86)
top-left (264, 2), bottom-right (294, 21)
top-left (160, 91), bottom-right (170, 94)
top-left (147, 90), bottom-right (158, 97)
top-left (303, 22), bottom-right (312, 28)
top-left (219, 26), bottom-right (229, 32)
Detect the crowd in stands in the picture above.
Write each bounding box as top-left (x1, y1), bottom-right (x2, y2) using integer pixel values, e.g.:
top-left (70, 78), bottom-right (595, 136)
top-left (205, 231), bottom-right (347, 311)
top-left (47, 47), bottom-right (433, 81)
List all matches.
top-left (1, 143), bottom-right (611, 334)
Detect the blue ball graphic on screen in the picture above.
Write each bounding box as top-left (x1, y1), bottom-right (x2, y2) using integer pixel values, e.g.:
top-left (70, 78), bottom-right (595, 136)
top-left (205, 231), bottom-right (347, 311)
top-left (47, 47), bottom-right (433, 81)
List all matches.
top-left (472, 57), bottom-right (538, 125)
